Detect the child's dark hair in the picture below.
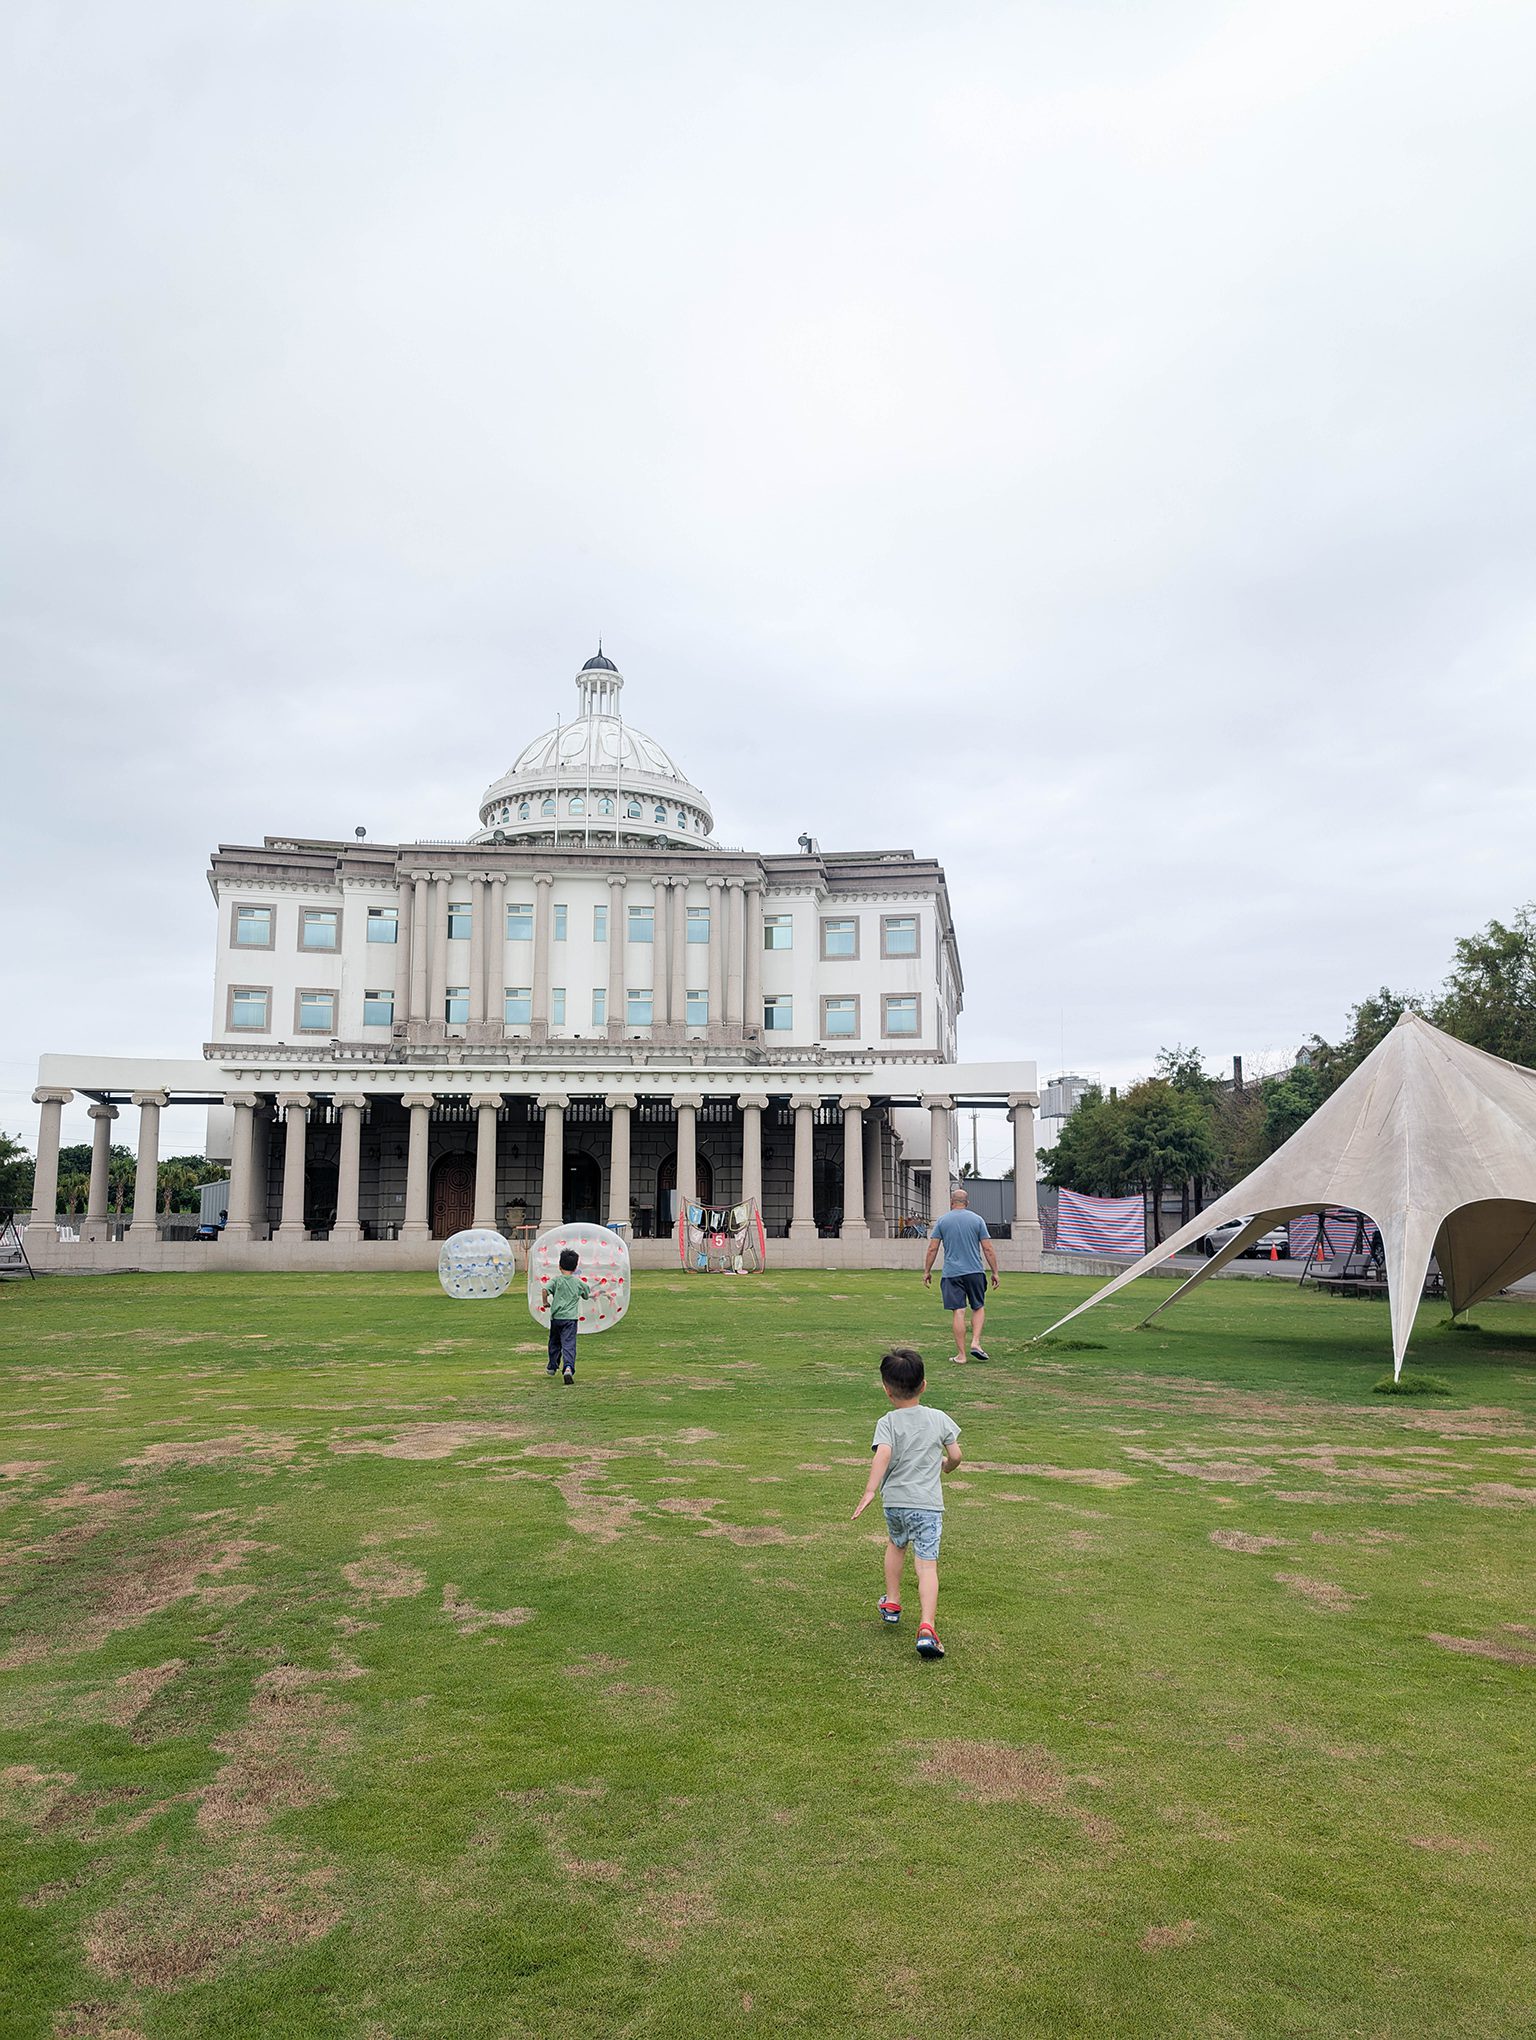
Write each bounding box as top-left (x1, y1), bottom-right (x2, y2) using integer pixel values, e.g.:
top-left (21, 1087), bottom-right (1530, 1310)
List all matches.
top-left (880, 1348), bottom-right (925, 1396)
top-left (558, 1247), bottom-right (579, 1272)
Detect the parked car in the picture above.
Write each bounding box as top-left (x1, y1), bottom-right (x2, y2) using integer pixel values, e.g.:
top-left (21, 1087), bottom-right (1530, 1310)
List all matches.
top-left (1201, 1216), bottom-right (1289, 1258)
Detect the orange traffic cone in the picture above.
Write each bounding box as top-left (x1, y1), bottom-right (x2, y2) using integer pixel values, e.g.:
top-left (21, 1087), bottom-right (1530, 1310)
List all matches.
top-left (1269, 1243), bottom-right (1278, 1261)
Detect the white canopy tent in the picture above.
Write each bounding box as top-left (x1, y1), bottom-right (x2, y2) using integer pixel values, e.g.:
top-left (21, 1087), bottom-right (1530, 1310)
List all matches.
top-left (1037, 1012), bottom-right (1536, 1376)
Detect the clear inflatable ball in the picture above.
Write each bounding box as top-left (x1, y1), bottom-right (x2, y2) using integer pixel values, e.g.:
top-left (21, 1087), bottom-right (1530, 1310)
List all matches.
top-left (438, 1228), bottom-right (517, 1301)
top-left (527, 1222), bottom-right (632, 1335)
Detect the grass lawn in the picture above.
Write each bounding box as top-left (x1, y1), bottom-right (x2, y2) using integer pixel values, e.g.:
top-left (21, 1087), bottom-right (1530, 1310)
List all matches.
top-left (2, 1269), bottom-right (1534, 2039)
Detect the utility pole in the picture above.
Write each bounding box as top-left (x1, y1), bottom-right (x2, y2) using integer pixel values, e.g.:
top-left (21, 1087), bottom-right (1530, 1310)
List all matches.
top-left (970, 1110), bottom-right (979, 1176)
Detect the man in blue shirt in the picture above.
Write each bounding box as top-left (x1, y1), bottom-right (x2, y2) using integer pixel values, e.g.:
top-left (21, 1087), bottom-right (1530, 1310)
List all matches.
top-left (923, 1188), bottom-right (1000, 1365)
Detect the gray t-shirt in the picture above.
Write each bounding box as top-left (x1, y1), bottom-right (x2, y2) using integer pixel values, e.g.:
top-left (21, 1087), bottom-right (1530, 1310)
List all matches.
top-left (873, 1404), bottom-right (961, 1512)
top-left (929, 1207), bottom-right (990, 1277)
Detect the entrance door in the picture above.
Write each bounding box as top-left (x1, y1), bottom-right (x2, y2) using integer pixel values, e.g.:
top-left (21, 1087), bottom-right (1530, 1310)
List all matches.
top-left (563, 1151), bottom-right (602, 1224)
top-left (304, 1164), bottom-right (339, 1235)
top-left (657, 1151), bottom-right (714, 1231)
top-left (430, 1152), bottom-right (475, 1239)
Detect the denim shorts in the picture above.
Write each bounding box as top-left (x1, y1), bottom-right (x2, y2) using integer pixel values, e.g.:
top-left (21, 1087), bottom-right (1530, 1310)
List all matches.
top-left (883, 1506), bottom-right (943, 1560)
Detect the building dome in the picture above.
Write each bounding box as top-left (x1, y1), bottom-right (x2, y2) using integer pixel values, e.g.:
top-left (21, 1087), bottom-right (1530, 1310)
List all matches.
top-left (472, 654), bottom-right (717, 848)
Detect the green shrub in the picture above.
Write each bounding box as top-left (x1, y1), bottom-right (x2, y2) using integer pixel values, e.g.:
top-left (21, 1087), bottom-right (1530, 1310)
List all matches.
top-left (1374, 1371), bottom-right (1454, 1395)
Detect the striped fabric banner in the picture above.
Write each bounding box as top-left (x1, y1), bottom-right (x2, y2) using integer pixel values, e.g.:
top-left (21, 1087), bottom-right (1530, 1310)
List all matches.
top-left (1288, 1209), bottom-right (1374, 1262)
top-left (1055, 1189), bottom-right (1145, 1255)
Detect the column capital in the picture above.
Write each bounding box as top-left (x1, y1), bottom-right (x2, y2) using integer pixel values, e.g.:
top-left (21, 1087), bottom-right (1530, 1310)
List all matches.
top-left (129, 1090), bottom-right (170, 1110)
top-left (533, 871), bottom-right (554, 890)
top-left (606, 873), bottom-right (627, 889)
top-left (736, 1090), bottom-right (771, 1111)
top-left (276, 1091), bottom-right (313, 1112)
top-left (921, 1093), bottom-right (955, 1111)
top-left (537, 1092), bottom-right (569, 1112)
top-left (671, 1091), bottom-right (703, 1111)
top-left (469, 1091), bottom-right (505, 1110)
top-left (839, 1094), bottom-right (871, 1112)
top-left (792, 1095), bottom-right (817, 1114)
top-left (87, 1102), bottom-right (119, 1121)
top-left (223, 1091), bottom-right (261, 1110)
top-left (335, 1094), bottom-right (369, 1113)
top-left (724, 874), bottom-right (745, 890)
top-left (1008, 1091), bottom-right (1041, 1111)
top-left (33, 1087), bottom-right (73, 1106)
top-left (606, 1092), bottom-right (638, 1112)
top-left (403, 1092), bottom-right (438, 1113)
top-left (706, 873), bottom-right (724, 892)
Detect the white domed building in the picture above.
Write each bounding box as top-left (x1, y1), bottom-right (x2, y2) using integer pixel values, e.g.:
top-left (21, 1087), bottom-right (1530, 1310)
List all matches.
top-left (26, 652), bottom-right (1040, 1271)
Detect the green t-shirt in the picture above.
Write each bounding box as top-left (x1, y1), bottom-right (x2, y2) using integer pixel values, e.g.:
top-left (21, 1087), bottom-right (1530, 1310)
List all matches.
top-left (545, 1272), bottom-right (590, 1321)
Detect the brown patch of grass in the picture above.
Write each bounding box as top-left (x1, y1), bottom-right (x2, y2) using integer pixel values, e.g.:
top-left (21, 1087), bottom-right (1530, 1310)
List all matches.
top-left (329, 1422), bottom-right (531, 1461)
top-left (1209, 1530), bottom-right (1287, 1554)
top-left (653, 1497), bottom-right (723, 1517)
top-left (197, 1658), bottom-right (360, 1842)
top-left (124, 1431), bottom-right (294, 1472)
top-left (441, 1584), bottom-right (533, 1635)
top-left (564, 1654), bottom-right (629, 1677)
top-left (601, 1680), bottom-right (676, 1713)
top-left (1, 1763), bottom-right (77, 1827)
top-left (625, 1875), bottom-right (718, 1958)
top-left (342, 1558), bottom-right (427, 1603)
top-left (1408, 1833), bottom-right (1492, 1853)
top-left (1273, 1573), bottom-right (1364, 1612)
top-left (1126, 1451), bottom-right (1274, 1485)
top-left (1140, 1920), bottom-right (1200, 1953)
top-left (0, 1460), bottom-right (53, 1482)
top-left (52, 2002), bottom-right (147, 2039)
top-left (675, 1428), bottom-right (720, 1445)
top-left (83, 1846), bottom-right (341, 1987)
top-left (80, 1660), bottom-right (185, 1728)
top-left (916, 1740), bottom-right (1112, 1840)
top-left (555, 1463), bottom-right (641, 1542)
top-left (1465, 1483), bottom-right (1536, 1507)
top-left (1427, 1632), bottom-right (1536, 1667)
top-left (695, 1519), bottom-right (796, 1546)
top-left (967, 1461), bottom-right (1137, 1489)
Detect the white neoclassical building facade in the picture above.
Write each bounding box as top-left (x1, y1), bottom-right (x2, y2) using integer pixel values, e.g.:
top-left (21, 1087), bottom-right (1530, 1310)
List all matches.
top-left (27, 653), bottom-right (1040, 1271)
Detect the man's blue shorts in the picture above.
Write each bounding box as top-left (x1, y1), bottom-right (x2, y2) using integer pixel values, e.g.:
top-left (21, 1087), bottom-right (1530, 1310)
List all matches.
top-left (940, 1272), bottom-right (987, 1311)
top-left (884, 1506), bottom-right (943, 1560)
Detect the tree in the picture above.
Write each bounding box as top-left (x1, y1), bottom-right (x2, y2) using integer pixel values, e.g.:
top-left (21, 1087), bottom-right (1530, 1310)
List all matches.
top-left (1154, 1044), bottom-right (1212, 1094)
top-left (1303, 987), bottom-right (1422, 1100)
top-left (157, 1154), bottom-right (226, 1215)
top-left (1120, 1080), bottom-right (1216, 1244)
top-left (1040, 1086), bottom-right (1132, 1196)
top-left (1433, 906), bottom-right (1536, 1067)
top-left (1260, 1063), bottom-right (1326, 1151)
top-left (0, 1133), bottom-right (34, 1209)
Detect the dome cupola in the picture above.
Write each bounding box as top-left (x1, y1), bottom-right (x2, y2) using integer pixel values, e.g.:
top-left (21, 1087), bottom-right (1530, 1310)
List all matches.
top-left (472, 652), bottom-right (717, 850)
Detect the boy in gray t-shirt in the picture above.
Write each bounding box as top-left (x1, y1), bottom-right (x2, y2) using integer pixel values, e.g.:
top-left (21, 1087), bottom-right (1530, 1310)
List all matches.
top-left (852, 1347), bottom-right (962, 1659)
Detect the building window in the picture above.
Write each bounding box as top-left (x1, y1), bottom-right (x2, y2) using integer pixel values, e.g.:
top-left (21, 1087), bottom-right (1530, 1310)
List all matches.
top-left (597, 795), bottom-right (613, 816)
top-left (363, 988), bottom-right (394, 1027)
top-left (883, 994), bottom-right (920, 1037)
top-left (366, 907), bottom-right (398, 943)
top-left (551, 987), bottom-right (566, 1025)
top-left (594, 904), bottom-right (608, 941)
top-left (297, 989), bottom-right (336, 1032)
top-left (821, 995), bottom-right (859, 1038)
top-left (676, 809), bottom-right (688, 828)
top-left (626, 799), bottom-right (641, 819)
top-left (447, 901), bottom-right (472, 941)
top-left (568, 795), bottom-right (585, 816)
top-left (504, 987), bottom-right (532, 1025)
top-left (881, 914), bottom-right (919, 957)
top-left (229, 985), bottom-right (270, 1031)
top-left (299, 909), bottom-right (340, 951)
top-left (653, 805), bottom-right (667, 825)
top-left (592, 987), bottom-right (607, 1026)
top-left (553, 904), bottom-right (567, 941)
top-left (627, 989), bottom-right (653, 1027)
top-left (821, 917), bottom-right (859, 960)
top-left (232, 904), bottom-right (274, 948)
top-left (540, 796), bottom-right (556, 817)
top-left (627, 905), bottom-right (654, 943)
top-left (763, 995), bottom-right (793, 1031)
top-left (763, 915), bottom-right (793, 950)
top-left (445, 986), bottom-right (470, 1025)
top-left (518, 801), bottom-right (531, 821)
top-left (687, 907), bottom-right (710, 944)
top-left (507, 902), bottom-right (533, 942)
top-left (686, 989), bottom-right (709, 1027)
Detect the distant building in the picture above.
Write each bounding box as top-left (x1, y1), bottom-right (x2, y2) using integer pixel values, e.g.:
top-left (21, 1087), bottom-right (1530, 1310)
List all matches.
top-left (1034, 1071), bottom-right (1097, 1170)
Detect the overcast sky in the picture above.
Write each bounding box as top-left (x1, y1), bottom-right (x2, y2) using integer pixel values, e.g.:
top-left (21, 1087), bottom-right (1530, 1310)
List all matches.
top-left (4, 0), bottom-right (1534, 1174)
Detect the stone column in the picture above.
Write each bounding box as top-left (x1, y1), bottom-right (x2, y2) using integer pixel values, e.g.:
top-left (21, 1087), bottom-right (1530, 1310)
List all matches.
top-left (724, 878), bottom-right (745, 1030)
top-left (738, 1091), bottom-right (768, 1208)
top-left (29, 1088), bottom-right (72, 1233)
top-left (670, 879), bottom-right (688, 1026)
top-left (607, 1092), bottom-right (636, 1227)
top-left (789, 1099), bottom-right (818, 1243)
top-left (333, 1098), bottom-right (366, 1244)
top-left (410, 875), bottom-right (429, 1021)
top-left (401, 1095), bottom-right (436, 1241)
top-left (128, 1090), bottom-right (167, 1240)
top-left (863, 1104), bottom-right (887, 1237)
top-left (744, 881), bottom-right (763, 1035)
top-left (538, 1094), bottom-right (568, 1228)
top-left (486, 874), bottom-right (507, 1026)
top-left (706, 876), bottom-right (725, 1032)
top-left (531, 873), bottom-right (554, 1037)
top-left (428, 875), bottom-right (450, 1027)
top-left (468, 876), bottom-right (487, 1025)
top-left (392, 877), bottom-right (413, 1020)
top-left (276, 1093), bottom-right (312, 1239)
top-left (470, 1092), bottom-right (502, 1228)
top-left (924, 1094), bottom-right (954, 1215)
top-left (84, 1101), bottom-right (118, 1237)
top-left (840, 1095), bottom-right (870, 1240)
top-left (1009, 1092), bottom-right (1041, 1229)
top-left (606, 876), bottom-right (626, 1037)
top-left (224, 1092), bottom-right (260, 1243)
top-left (674, 1092), bottom-right (701, 1208)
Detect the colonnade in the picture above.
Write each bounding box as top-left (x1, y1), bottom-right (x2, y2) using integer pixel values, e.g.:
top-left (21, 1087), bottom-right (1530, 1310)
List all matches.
top-left (27, 1084), bottom-right (1039, 1246)
top-left (393, 870), bottom-right (766, 1036)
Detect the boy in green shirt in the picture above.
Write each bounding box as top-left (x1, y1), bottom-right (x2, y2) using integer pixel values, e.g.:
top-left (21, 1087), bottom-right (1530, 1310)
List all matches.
top-left (542, 1247), bottom-right (590, 1384)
